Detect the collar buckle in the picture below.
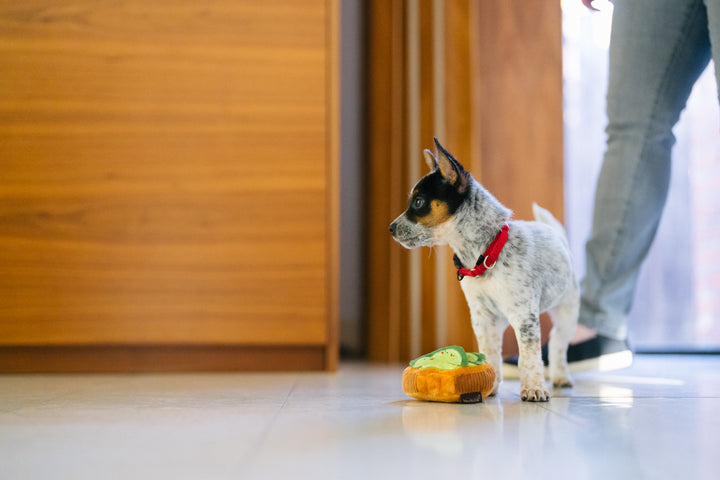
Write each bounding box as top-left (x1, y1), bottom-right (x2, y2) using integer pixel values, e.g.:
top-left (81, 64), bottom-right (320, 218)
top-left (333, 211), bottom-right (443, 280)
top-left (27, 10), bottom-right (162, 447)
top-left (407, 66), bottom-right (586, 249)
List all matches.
top-left (455, 224), bottom-right (509, 281)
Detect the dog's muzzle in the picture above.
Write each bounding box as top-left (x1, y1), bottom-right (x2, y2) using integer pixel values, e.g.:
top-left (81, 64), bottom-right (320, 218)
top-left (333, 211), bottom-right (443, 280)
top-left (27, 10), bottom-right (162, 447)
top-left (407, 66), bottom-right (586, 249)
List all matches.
top-left (389, 214), bottom-right (433, 249)
top-left (389, 221), bottom-right (398, 237)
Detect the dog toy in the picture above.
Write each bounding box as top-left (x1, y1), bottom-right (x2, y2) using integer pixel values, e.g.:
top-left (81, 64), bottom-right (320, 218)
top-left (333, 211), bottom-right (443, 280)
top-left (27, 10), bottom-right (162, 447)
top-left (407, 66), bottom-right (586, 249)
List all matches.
top-left (402, 346), bottom-right (495, 403)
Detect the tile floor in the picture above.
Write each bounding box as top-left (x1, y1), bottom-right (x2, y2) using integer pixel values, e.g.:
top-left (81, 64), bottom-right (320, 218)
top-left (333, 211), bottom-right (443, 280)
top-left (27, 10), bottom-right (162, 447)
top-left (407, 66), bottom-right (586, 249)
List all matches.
top-left (1, 354), bottom-right (719, 480)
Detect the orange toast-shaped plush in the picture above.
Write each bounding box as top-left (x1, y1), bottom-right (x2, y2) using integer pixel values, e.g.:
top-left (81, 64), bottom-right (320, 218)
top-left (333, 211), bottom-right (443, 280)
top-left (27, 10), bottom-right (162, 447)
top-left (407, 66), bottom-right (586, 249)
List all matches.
top-left (402, 346), bottom-right (495, 403)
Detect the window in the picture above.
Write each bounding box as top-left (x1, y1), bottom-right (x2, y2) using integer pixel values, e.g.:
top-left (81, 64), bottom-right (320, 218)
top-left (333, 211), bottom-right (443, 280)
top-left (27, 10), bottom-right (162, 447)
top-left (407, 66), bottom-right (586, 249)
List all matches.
top-left (563, 0), bottom-right (720, 351)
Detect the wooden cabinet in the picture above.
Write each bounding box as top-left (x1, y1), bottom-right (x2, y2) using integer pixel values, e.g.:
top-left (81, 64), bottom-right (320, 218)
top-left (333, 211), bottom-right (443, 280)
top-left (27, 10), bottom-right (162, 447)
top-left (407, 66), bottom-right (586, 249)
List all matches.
top-left (0, 0), bottom-right (338, 372)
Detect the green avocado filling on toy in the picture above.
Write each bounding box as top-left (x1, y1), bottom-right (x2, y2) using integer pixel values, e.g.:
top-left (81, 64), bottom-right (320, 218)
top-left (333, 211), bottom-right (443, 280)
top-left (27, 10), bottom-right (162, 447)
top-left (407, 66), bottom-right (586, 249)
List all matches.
top-left (409, 345), bottom-right (486, 370)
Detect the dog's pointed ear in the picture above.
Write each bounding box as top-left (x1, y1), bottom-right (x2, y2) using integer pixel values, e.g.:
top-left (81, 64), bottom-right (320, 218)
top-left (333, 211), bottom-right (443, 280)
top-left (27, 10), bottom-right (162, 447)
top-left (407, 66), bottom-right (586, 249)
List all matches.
top-left (423, 149), bottom-right (438, 171)
top-left (433, 137), bottom-right (468, 190)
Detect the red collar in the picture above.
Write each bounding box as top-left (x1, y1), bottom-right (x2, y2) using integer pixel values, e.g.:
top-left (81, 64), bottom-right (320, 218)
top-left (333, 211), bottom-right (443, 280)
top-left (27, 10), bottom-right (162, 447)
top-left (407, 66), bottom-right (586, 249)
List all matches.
top-left (456, 224), bottom-right (510, 281)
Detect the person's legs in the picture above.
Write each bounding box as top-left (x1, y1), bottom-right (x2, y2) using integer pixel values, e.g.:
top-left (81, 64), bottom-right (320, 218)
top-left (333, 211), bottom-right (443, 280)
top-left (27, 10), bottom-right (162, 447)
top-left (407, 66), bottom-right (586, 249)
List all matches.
top-left (579, 0), bottom-right (713, 343)
top-left (705, 0), bottom-right (720, 90)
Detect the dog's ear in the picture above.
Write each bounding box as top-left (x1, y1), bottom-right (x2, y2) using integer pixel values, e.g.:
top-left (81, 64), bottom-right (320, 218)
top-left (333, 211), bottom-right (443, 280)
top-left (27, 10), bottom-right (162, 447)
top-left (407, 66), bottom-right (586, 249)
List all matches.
top-left (423, 149), bottom-right (437, 171)
top-left (434, 138), bottom-right (469, 191)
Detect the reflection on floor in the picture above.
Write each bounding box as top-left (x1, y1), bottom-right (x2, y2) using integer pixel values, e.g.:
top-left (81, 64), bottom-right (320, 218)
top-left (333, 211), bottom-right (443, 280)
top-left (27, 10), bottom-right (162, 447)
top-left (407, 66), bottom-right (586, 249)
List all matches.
top-left (1, 354), bottom-right (719, 480)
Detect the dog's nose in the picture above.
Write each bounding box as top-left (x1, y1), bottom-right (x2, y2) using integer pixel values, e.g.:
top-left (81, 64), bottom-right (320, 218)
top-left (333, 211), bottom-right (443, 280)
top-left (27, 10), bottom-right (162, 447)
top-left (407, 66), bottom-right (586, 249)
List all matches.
top-left (389, 222), bottom-right (397, 236)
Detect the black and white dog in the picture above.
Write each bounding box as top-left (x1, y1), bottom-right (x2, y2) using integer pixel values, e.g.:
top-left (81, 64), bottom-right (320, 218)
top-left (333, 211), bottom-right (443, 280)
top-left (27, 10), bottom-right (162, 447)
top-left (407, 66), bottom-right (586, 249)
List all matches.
top-left (389, 139), bottom-right (579, 401)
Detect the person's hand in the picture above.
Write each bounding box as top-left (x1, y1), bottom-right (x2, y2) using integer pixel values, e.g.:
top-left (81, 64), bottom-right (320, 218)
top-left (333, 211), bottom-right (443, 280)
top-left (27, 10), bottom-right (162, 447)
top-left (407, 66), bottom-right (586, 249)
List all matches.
top-left (582, 0), bottom-right (600, 11)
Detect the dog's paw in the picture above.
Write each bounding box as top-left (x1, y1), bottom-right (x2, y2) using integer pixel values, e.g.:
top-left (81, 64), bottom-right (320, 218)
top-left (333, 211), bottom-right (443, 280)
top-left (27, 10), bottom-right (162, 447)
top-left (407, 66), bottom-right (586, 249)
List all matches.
top-left (521, 387), bottom-right (550, 402)
top-left (552, 377), bottom-right (574, 389)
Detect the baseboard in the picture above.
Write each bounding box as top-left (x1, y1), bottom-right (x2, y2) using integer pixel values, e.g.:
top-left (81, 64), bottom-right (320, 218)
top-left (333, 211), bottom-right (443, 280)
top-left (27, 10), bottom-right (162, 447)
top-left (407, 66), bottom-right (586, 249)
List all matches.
top-left (0, 345), bottom-right (328, 373)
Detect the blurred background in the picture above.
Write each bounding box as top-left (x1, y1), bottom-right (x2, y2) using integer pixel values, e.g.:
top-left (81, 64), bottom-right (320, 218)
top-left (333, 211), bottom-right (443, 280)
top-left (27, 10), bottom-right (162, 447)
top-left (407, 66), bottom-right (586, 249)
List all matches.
top-left (1, 0), bottom-right (718, 373)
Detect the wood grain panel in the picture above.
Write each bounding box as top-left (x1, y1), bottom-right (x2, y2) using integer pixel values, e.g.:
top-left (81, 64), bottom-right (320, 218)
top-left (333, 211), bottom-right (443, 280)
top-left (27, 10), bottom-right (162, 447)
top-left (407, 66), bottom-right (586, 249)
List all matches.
top-left (365, 0), bottom-right (410, 362)
top-left (0, 0), bottom-right (336, 356)
top-left (473, 0), bottom-right (564, 221)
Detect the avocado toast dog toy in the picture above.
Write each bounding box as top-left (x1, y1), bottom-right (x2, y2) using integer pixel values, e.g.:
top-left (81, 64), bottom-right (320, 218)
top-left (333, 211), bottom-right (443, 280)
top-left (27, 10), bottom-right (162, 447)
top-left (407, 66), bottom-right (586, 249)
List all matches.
top-left (402, 346), bottom-right (496, 403)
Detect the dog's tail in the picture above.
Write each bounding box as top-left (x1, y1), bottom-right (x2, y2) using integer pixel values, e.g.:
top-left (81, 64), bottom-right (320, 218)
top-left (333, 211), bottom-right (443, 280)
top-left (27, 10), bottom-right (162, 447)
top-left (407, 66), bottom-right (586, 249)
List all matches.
top-left (532, 203), bottom-right (567, 237)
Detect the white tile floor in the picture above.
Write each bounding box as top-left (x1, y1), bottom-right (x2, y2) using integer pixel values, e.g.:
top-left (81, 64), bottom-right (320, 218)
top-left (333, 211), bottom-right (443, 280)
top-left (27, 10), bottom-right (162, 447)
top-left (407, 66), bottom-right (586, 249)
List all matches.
top-left (1, 354), bottom-right (719, 480)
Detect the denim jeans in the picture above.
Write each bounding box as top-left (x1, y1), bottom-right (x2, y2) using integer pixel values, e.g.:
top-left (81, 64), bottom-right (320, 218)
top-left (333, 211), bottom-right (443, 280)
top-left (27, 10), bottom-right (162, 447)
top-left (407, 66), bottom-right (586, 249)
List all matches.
top-left (579, 0), bottom-right (720, 340)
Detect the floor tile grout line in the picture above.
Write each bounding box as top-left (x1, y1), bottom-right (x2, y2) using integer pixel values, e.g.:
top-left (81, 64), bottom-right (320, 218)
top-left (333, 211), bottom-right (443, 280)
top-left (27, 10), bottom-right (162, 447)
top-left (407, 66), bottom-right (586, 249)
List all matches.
top-left (278, 381), bottom-right (298, 411)
top-left (529, 399), bottom-right (589, 426)
top-left (238, 379), bottom-right (299, 473)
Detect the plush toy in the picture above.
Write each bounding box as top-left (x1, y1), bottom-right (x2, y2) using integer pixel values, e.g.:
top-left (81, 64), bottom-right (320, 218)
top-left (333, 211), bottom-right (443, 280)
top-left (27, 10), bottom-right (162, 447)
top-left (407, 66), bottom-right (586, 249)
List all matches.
top-left (402, 346), bottom-right (495, 404)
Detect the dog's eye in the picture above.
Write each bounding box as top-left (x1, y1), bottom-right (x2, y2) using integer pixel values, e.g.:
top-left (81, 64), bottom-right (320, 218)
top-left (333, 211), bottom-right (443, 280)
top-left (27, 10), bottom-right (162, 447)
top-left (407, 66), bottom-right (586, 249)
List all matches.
top-left (412, 197), bottom-right (426, 210)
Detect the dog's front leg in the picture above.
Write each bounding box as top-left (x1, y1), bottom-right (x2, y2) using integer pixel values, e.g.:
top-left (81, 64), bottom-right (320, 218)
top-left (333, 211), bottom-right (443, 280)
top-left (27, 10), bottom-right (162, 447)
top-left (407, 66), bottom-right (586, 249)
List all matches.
top-left (467, 304), bottom-right (507, 396)
top-left (514, 313), bottom-right (550, 402)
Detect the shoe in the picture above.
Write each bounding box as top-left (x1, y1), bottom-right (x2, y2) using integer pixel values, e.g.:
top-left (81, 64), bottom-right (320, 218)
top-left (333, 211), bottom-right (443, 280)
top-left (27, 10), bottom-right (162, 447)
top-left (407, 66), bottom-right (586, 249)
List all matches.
top-left (502, 335), bottom-right (633, 379)
top-left (565, 334), bottom-right (633, 373)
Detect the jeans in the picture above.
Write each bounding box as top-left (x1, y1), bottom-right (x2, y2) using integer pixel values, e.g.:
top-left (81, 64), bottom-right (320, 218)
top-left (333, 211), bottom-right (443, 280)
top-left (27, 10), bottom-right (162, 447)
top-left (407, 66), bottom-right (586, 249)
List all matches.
top-left (579, 0), bottom-right (720, 340)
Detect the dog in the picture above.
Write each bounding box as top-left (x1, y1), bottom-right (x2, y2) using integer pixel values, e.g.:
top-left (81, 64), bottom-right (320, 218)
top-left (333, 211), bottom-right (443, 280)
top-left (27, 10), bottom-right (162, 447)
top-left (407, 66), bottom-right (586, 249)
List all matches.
top-left (389, 138), bottom-right (579, 402)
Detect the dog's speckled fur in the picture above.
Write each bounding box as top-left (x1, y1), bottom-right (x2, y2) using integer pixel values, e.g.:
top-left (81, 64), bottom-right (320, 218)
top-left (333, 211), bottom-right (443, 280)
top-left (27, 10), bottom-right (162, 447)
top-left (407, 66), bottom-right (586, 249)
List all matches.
top-left (390, 139), bottom-right (579, 401)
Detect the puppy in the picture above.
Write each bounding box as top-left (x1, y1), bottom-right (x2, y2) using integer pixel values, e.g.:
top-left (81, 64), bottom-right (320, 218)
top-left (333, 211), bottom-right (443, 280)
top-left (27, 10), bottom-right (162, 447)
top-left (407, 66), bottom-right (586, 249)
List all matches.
top-left (389, 138), bottom-right (579, 401)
